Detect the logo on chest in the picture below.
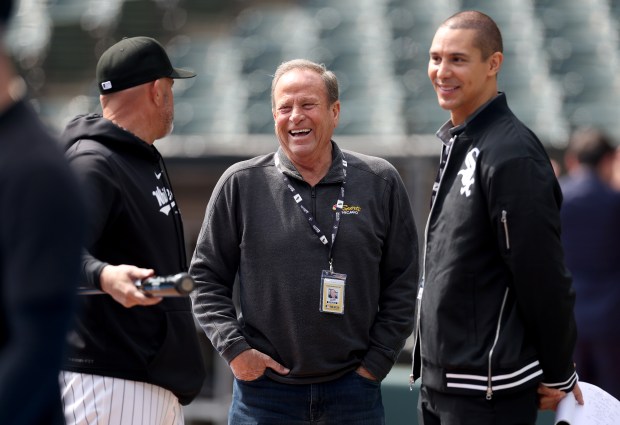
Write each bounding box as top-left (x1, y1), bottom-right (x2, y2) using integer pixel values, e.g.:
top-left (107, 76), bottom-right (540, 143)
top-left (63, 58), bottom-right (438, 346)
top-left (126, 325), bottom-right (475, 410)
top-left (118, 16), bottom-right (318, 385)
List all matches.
top-left (457, 148), bottom-right (480, 197)
top-left (332, 204), bottom-right (362, 215)
top-left (152, 186), bottom-right (175, 215)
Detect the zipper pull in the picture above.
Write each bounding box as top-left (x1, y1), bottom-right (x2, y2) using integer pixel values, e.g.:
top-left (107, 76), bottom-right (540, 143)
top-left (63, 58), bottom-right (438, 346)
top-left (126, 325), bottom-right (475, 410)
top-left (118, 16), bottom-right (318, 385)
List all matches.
top-left (501, 210), bottom-right (510, 250)
top-left (486, 387), bottom-right (493, 400)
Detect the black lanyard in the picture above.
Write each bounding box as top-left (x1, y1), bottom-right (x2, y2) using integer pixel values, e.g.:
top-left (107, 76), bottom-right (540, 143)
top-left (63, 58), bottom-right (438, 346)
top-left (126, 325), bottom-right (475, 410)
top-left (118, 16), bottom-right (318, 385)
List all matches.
top-left (274, 152), bottom-right (347, 272)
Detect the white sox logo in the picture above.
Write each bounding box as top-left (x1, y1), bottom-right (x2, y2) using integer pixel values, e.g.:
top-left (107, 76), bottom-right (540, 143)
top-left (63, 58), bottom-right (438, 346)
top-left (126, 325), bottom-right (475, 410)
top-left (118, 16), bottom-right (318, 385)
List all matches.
top-left (152, 186), bottom-right (175, 215)
top-left (457, 148), bottom-right (480, 197)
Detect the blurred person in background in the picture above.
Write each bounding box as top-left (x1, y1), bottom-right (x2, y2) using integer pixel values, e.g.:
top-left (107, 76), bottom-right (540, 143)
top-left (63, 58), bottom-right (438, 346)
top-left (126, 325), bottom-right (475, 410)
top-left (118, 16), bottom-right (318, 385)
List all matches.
top-left (0, 0), bottom-right (85, 424)
top-left (59, 36), bottom-right (205, 424)
top-left (411, 10), bottom-right (582, 425)
top-left (559, 127), bottom-right (620, 400)
top-left (190, 58), bottom-right (419, 424)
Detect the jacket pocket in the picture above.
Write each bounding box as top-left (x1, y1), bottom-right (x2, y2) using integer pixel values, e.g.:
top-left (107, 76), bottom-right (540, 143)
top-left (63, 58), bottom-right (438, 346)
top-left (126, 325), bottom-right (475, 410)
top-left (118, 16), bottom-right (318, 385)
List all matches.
top-left (148, 311), bottom-right (206, 405)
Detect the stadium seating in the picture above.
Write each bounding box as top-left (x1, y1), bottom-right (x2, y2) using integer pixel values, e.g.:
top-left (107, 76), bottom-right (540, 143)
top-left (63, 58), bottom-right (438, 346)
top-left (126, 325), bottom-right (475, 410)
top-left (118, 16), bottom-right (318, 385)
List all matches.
top-left (12, 0), bottom-right (617, 146)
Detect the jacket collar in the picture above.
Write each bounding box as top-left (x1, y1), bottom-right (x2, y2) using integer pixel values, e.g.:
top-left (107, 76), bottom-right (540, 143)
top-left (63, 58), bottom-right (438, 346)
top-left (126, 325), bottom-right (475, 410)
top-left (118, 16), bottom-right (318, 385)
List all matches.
top-left (461, 92), bottom-right (510, 136)
top-left (275, 141), bottom-right (345, 184)
top-left (436, 92), bottom-right (509, 145)
top-left (63, 113), bottom-right (160, 162)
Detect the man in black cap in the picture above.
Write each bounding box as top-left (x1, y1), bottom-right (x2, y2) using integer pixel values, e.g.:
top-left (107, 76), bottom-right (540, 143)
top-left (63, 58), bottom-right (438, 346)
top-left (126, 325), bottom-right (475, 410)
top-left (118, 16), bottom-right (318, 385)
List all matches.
top-left (59, 36), bottom-right (205, 424)
top-left (0, 1), bottom-right (85, 424)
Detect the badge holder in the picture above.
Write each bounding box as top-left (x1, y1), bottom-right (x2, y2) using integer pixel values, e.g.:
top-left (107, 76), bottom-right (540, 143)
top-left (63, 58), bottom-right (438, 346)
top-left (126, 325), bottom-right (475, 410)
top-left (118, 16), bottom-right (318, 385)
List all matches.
top-left (320, 270), bottom-right (347, 315)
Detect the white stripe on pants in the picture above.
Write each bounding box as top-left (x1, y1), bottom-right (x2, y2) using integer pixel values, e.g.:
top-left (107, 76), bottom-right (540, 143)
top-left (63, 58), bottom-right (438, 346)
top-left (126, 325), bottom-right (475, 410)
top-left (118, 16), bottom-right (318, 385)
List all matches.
top-left (60, 371), bottom-right (184, 425)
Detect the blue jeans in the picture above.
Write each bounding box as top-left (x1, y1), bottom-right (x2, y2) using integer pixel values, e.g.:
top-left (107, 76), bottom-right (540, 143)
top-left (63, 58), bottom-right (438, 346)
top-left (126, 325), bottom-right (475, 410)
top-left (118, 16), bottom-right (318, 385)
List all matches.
top-left (229, 370), bottom-right (385, 424)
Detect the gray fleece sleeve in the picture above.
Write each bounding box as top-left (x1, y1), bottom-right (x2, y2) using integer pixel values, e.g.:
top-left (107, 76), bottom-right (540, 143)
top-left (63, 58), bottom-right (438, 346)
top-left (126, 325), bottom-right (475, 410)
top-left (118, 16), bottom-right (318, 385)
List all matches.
top-left (189, 171), bottom-right (251, 363)
top-left (363, 170), bottom-right (419, 380)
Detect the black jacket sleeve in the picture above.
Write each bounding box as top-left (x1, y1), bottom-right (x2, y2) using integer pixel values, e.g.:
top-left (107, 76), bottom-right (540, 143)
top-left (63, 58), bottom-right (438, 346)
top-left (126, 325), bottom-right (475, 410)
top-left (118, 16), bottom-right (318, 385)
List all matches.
top-left (488, 156), bottom-right (577, 390)
top-left (0, 156), bottom-right (85, 424)
top-left (66, 145), bottom-right (117, 289)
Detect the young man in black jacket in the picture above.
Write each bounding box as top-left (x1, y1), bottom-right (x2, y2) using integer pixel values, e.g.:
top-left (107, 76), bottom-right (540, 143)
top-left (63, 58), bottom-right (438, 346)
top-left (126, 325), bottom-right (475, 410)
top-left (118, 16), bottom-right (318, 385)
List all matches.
top-left (60, 37), bottom-right (205, 424)
top-left (411, 11), bottom-right (583, 425)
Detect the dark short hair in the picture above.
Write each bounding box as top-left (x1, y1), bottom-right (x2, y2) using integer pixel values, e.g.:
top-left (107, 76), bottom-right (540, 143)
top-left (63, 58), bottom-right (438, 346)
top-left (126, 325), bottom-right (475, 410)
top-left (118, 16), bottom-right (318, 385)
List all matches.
top-left (441, 10), bottom-right (503, 60)
top-left (271, 59), bottom-right (339, 109)
top-left (567, 127), bottom-right (615, 167)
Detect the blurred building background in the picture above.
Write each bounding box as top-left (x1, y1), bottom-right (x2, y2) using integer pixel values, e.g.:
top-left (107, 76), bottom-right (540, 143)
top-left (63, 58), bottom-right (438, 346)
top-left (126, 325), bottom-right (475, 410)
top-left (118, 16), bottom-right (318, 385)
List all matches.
top-left (5, 0), bottom-right (619, 423)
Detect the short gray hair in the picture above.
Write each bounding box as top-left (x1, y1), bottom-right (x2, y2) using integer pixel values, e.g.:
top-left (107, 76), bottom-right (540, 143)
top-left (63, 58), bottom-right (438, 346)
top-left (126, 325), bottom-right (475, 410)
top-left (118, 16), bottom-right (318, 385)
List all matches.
top-left (271, 59), bottom-right (339, 109)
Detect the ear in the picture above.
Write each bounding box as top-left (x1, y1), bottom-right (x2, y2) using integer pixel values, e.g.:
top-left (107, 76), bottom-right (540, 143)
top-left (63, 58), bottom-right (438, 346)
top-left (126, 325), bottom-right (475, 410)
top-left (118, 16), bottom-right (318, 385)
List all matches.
top-left (331, 100), bottom-right (341, 127)
top-left (488, 51), bottom-right (503, 77)
top-left (150, 79), bottom-right (164, 106)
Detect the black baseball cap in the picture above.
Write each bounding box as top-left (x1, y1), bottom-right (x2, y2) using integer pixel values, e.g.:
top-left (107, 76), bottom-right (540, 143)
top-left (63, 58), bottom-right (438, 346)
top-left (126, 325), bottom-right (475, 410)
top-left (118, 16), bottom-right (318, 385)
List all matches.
top-left (96, 36), bottom-right (195, 94)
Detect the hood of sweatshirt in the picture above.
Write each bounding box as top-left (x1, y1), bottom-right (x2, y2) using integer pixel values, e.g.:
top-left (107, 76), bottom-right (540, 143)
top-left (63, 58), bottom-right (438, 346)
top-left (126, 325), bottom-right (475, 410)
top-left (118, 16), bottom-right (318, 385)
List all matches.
top-left (62, 113), bottom-right (159, 162)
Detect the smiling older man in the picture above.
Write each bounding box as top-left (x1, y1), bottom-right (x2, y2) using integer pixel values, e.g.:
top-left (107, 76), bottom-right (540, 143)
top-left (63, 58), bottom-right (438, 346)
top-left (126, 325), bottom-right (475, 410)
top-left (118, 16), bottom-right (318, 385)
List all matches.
top-left (190, 58), bottom-right (419, 424)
